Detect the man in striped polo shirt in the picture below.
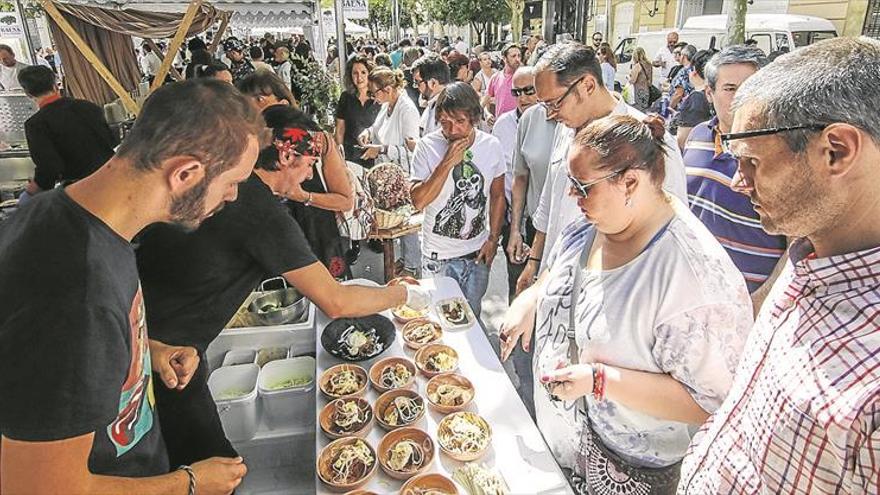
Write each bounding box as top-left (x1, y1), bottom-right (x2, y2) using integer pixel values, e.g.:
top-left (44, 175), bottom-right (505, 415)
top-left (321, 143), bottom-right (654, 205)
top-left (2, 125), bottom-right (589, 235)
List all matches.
top-left (683, 45), bottom-right (786, 315)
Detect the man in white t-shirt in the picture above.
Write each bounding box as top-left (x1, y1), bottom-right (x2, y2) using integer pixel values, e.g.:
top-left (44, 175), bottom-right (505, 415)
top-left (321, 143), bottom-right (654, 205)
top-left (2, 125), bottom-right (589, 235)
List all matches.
top-left (517, 42), bottom-right (687, 291)
top-left (411, 82), bottom-right (506, 318)
top-left (653, 31), bottom-right (680, 80)
top-left (412, 53), bottom-right (451, 137)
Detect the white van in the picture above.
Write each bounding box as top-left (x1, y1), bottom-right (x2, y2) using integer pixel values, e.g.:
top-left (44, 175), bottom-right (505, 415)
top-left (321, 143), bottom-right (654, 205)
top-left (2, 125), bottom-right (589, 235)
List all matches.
top-left (613, 14), bottom-right (837, 87)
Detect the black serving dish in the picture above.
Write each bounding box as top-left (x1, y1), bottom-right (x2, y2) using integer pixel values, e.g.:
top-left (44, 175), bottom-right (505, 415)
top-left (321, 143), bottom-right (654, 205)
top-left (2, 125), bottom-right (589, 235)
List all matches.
top-left (321, 314), bottom-right (396, 362)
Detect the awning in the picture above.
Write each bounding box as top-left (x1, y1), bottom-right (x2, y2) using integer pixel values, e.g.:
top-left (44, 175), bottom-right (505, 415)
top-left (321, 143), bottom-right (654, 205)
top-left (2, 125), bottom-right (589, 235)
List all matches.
top-left (64, 0), bottom-right (315, 28)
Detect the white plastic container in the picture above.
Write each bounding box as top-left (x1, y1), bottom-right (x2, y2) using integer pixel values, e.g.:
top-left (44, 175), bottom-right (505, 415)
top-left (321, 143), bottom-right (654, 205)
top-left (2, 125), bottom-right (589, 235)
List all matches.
top-left (208, 363), bottom-right (260, 442)
top-left (258, 357), bottom-right (315, 430)
top-left (222, 348), bottom-right (256, 367)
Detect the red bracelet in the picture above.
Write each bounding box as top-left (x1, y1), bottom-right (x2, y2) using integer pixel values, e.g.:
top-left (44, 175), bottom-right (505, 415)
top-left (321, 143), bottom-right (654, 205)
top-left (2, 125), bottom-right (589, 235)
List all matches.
top-left (591, 363), bottom-right (606, 402)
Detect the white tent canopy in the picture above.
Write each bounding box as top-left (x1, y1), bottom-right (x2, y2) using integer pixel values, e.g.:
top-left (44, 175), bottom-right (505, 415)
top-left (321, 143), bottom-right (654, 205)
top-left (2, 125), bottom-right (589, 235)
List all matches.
top-left (65, 0), bottom-right (316, 28)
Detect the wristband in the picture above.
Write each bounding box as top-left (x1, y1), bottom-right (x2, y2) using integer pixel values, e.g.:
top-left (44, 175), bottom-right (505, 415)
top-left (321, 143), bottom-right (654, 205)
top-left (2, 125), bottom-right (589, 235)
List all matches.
top-left (177, 465), bottom-right (196, 495)
top-left (591, 363), bottom-right (606, 402)
top-left (304, 191), bottom-right (313, 207)
top-left (528, 257), bottom-right (542, 264)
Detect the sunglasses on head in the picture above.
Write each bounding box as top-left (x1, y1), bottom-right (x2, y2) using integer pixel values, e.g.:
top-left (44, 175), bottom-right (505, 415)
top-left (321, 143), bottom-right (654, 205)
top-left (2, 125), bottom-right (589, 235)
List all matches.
top-left (511, 85), bottom-right (536, 97)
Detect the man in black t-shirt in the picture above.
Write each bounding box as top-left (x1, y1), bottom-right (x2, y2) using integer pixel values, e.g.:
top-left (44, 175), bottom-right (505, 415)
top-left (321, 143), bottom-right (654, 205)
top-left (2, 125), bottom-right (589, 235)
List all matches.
top-left (0, 79), bottom-right (265, 495)
top-left (137, 106), bottom-right (429, 466)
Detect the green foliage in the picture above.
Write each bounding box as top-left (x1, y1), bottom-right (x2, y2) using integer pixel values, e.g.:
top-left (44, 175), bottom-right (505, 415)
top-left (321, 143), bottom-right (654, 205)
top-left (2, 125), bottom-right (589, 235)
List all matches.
top-left (368, 0), bottom-right (423, 31)
top-left (291, 54), bottom-right (341, 128)
top-left (426, 0), bottom-right (507, 29)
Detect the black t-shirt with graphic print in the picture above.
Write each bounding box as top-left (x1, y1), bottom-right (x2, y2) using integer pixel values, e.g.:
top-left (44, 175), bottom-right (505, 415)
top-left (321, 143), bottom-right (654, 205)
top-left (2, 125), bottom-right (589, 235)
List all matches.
top-left (0, 189), bottom-right (168, 477)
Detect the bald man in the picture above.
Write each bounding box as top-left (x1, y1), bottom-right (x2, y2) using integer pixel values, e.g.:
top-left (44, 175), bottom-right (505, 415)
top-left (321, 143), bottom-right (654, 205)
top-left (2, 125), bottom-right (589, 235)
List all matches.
top-left (653, 31), bottom-right (680, 79)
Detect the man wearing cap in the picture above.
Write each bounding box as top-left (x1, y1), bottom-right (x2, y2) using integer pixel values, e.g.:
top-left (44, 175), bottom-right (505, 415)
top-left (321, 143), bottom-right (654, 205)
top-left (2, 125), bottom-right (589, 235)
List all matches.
top-left (222, 38), bottom-right (255, 85)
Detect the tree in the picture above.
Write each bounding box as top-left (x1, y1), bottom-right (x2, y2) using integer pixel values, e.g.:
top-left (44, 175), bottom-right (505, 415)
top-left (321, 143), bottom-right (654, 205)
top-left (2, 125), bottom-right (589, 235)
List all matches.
top-left (505, 0), bottom-right (525, 43)
top-left (726, 0), bottom-right (747, 44)
top-left (427, 0), bottom-right (507, 45)
top-left (368, 0), bottom-right (423, 38)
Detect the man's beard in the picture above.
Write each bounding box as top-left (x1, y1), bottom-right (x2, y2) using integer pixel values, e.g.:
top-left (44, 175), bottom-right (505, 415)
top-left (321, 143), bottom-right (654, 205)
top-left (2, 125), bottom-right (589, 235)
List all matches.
top-left (169, 176), bottom-right (214, 232)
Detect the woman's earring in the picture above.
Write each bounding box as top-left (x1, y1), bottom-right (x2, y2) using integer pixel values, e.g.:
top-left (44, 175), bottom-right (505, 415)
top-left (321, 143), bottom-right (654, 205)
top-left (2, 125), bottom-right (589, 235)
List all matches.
top-left (625, 197), bottom-right (632, 207)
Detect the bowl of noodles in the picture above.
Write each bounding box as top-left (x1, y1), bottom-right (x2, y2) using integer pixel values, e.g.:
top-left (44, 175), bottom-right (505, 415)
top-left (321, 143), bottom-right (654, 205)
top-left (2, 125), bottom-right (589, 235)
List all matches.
top-left (320, 397), bottom-right (374, 440)
top-left (369, 357), bottom-right (417, 393)
top-left (437, 412), bottom-right (492, 462)
top-left (401, 319), bottom-right (443, 350)
top-left (400, 473), bottom-right (459, 495)
top-left (374, 389), bottom-right (426, 430)
top-left (414, 344), bottom-right (459, 378)
top-left (426, 374), bottom-right (475, 414)
top-left (377, 427), bottom-right (435, 480)
top-left (319, 364), bottom-right (368, 400)
top-left (321, 315), bottom-right (395, 362)
top-left (316, 437), bottom-right (378, 492)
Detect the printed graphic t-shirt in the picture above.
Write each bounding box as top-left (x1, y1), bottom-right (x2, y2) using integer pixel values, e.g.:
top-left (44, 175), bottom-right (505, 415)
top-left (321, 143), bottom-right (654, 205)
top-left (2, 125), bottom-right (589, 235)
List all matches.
top-left (0, 189), bottom-right (168, 477)
top-left (412, 129), bottom-right (505, 260)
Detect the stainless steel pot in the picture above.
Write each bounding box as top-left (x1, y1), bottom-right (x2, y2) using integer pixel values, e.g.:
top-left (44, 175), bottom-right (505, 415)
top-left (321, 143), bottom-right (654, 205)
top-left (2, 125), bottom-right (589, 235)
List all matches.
top-left (248, 278), bottom-right (308, 326)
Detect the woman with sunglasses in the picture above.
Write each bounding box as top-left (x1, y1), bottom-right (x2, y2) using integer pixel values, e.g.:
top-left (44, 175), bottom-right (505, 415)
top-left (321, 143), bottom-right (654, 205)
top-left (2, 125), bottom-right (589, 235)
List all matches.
top-left (499, 114), bottom-right (752, 494)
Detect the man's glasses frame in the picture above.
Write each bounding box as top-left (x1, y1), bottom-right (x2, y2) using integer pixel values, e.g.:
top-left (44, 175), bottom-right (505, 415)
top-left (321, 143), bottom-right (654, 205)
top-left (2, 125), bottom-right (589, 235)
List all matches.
top-left (540, 76), bottom-right (585, 113)
top-left (720, 124), bottom-right (828, 155)
top-left (567, 170), bottom-right (621, 198)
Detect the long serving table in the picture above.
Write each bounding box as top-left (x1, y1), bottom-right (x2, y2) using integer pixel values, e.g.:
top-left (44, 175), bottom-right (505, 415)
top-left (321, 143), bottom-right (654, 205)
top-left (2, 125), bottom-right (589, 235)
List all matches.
top-left (315, 276), bottom-right (573, 494)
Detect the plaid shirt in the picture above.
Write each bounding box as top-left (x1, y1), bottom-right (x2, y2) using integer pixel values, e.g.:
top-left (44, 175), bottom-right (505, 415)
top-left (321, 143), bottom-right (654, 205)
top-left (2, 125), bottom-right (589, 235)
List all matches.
top-left (678, 239), bottom-right (880, 494)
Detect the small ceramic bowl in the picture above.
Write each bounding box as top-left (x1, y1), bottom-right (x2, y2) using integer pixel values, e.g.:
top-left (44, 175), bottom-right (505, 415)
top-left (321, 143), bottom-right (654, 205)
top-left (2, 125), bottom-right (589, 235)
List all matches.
top-left (320, 364), bottom-right (368, 400)
top-left (319, 397), bottom-right (374, 440)
top-left (399, 473), bottom-right (459, 495)
top-left (414, 344), bottom-right (459, 378)
top-left (392, 304), bottom-right (429, 324)
top-left (369, 356), bottom-right (417, 393)
top-left (377, 427), bottom-right (435, 480)
top-left (316, 437), bottom-right (378, 492)
top-left (374, 388), bottom-right (426, 430)
top-left (425, 373), bottom-right (475, 414)
top-left (437, 411), bottom-right (492, 462)
top-left (401, 319), bottom-right (443, 350)
top-left (387, 276), bottom-right (420, 287)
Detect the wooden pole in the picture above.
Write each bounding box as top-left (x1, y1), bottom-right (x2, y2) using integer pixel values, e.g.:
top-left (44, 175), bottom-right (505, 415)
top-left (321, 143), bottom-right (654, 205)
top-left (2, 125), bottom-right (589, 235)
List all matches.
top-left (144, 39), bottom-right (183, 81)
top-left (150, 0), bottom-right (202, 93)
top-left (40, 0), bottom-right (140, 116)
top-left (208, 12), bottom-right (230, 54)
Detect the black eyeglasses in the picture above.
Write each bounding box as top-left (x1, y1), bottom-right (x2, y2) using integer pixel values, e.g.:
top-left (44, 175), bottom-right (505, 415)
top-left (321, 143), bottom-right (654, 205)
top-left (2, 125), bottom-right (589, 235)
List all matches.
top-left (568, 171), bottom-right (621, 198)
top-left (511, 85), bottom-right (536, 97)
top-left (592, 37), bottom-right (603, 43)
top-left (540, 76), bottom-right (584, 113)
top-left (720, 124), bottom-right (828, 154)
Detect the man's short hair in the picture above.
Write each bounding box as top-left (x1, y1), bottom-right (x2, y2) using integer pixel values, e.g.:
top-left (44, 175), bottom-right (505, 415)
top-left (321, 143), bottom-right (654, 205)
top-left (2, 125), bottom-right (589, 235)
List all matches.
top-left (249, 46), bottom-right (265, 60)
top-left (434, 82), bottom-right (482, 125)
top-left (502, 43), bottom-right (522, 58)
top-left (400, 39), bottom-right (412, 48)
top-left (535, 42), bottom-right (603, 87)
top-left (704, 45), bottom-right (765, 90)
top-left (116, 79), bottom-right (267, 175)
top-left (0, 44), bottom-right (15, 55)
top-left (680, 44), bottom-right (697, 62)
top-left (733, 37), bottom-right (880, 153)
top-left (411, 53), bottom-right (451, 85)
top-left (236, 71), bottom-right (295, 106)
top-left (17, 65), bottom-right (56, 97)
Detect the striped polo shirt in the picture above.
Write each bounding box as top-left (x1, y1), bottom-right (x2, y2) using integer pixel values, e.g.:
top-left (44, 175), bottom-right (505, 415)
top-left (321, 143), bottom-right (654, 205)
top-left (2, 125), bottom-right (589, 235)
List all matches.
top-left (684, 117), bottom-right (786, 293)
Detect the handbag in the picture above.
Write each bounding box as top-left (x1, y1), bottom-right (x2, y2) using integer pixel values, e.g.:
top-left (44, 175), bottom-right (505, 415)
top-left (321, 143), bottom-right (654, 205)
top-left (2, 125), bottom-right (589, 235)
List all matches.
top-left (335, 161), bottom-right (375, 241)
top-left (564, 246), bottom-right (682, 495)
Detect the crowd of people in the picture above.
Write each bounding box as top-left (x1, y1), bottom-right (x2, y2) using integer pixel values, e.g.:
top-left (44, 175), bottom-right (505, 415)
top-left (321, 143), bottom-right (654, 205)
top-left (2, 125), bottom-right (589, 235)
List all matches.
top-left (0, 23), bottom-right (878, 495)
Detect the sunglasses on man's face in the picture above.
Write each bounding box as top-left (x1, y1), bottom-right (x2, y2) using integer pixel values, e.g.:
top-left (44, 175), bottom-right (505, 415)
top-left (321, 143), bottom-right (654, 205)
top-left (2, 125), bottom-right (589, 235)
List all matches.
top-left (593, 37), bottom-right (602, 43)
top-left (511, 85), bottom-right (537, 97)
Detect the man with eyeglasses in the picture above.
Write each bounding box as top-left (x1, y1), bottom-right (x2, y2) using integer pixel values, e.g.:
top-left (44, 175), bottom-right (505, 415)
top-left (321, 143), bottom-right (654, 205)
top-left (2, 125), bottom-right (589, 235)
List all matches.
top-left (669, 44), bottom-right (697, 111)
top-left (411, 53), bottom-right (451, 136)
top-left (591, 32), bottom-right (603, 50)
top-left (515, 43), bottom-right (687, 293)
top-left (682, 46), bottom-right (787, 317)
top-left (679, 36), bottom-right (880, 495)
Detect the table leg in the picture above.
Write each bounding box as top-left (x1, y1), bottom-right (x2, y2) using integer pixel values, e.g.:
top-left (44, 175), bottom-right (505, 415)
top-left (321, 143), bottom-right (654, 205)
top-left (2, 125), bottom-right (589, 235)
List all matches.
top-left (383, 239), bottom-right (395, 283)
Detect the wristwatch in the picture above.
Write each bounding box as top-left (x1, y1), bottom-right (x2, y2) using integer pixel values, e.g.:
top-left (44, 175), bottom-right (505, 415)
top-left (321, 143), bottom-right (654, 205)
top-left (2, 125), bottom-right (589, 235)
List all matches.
top-left (304, 191), bottom-right (314, 207)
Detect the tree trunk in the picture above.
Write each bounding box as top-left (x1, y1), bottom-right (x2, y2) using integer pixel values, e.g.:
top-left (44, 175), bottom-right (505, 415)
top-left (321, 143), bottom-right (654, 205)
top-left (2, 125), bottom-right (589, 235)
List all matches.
top-left (726, 0), bottom-right (747, 45)
top-left (505, 0), bottom-right (525, 43)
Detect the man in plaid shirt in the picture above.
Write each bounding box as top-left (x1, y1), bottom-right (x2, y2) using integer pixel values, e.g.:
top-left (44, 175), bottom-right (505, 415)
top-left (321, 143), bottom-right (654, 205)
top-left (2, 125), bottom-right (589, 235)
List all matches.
top-left (679, 37), bottom-right (880, 494)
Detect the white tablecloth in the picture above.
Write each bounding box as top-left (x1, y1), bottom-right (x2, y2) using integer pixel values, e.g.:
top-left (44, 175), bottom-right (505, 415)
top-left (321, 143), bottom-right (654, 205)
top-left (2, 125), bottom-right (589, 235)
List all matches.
top-left (314, 276), bottom-right (572, 494)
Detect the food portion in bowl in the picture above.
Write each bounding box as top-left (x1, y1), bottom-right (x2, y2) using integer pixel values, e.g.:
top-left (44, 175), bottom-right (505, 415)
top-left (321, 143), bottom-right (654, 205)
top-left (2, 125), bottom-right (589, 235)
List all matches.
top-left (402, 319), bottom-right (442, 348)
top-left (368, 357), bottom-right (416, 392)
top-left (320, 364), bottom-right (368, 399)
top-left (321, 315), bottom-right (396, 362)
top-left (415, 344), bottom-right (459, 377)
top-left (376, 389), bottom-right (426, 429)
top-left (400, 473), bottom-right (459, 495)
top-left (338, 324), bottom-right (383, 359)
top-left (436, 298), bottom-right (475, 327)
top-left (323, 398), bottom-right (373, 437)
top-left (392, 304), bottom-right (428, 322)
top-left (387, 276), bottom-right (420, 287)
top-left (426, 374), bottom-right (474, 412)
top-left (317, 438), bottom-right (376, 489)
top-left (377, 428), bottom-right (435, 479)
top-left (437, 412), bottom-right (492, 461)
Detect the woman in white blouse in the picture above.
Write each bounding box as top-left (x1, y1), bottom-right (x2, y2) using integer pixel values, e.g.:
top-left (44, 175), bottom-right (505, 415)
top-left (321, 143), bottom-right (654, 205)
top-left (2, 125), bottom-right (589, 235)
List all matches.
top-left (358, 67), bottom-right (421, 276)
top-left (499, 115), bottom-right (752, 494)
